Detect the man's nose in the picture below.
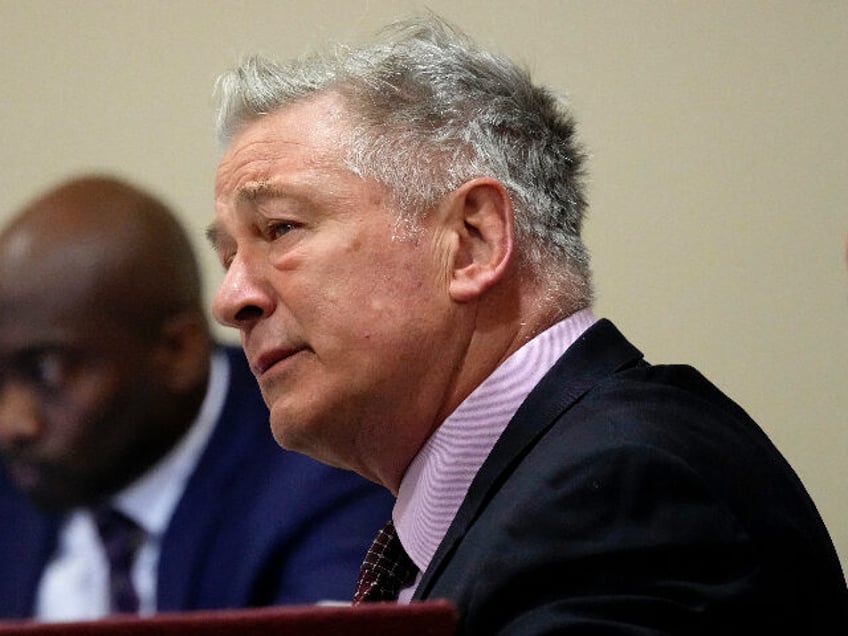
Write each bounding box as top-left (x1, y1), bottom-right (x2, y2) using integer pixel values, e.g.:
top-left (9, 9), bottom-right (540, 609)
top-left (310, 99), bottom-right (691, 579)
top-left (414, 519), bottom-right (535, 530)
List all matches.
top-left (0, 383), bottom-right (43, 445)
top-left (211, 253), bottom-right (274, 330)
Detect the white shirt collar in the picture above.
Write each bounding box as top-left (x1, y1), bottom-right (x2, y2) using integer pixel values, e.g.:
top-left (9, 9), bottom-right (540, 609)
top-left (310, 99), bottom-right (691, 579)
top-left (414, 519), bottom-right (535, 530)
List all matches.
top-left (394, 310), bottom-right (597, 601)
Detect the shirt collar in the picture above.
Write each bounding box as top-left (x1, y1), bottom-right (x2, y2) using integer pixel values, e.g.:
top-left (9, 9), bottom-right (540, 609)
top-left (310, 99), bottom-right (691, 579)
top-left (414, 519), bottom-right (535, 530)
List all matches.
top-left (394, 309), bottom-right (597, 574)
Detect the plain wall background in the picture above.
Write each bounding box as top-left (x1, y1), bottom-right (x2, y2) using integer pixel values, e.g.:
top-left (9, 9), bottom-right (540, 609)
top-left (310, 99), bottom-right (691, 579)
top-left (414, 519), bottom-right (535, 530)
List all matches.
top-left (2, 0), bottom-right (846, 576)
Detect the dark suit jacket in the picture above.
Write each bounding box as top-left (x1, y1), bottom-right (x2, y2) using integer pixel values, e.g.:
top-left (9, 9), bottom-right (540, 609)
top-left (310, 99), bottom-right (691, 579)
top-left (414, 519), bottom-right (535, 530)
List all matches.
top-left (0, 345), bottom-right (394, 618)
top-left (414, 320), bottom-right (848, 634)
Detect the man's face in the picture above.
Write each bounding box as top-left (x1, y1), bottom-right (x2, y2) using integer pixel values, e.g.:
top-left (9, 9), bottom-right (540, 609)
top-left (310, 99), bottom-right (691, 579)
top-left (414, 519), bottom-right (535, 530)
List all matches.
top-left (210, 94), bottom-right (466, 488)
top-left (0, 257), bottom-right (164, 511)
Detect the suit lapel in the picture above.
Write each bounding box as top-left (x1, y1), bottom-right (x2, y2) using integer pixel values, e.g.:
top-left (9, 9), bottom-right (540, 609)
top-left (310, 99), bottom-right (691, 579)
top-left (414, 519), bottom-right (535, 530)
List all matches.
top-left (414, 319), bottom-right (644, 599)
top-left (0, 467), bottom-right (61, 617)
top-left (156, 347), bottom-right (266, 610)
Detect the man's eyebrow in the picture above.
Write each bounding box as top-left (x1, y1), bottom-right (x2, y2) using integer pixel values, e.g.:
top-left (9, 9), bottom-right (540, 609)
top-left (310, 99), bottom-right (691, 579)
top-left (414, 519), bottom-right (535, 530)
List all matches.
top-left (237, 182), bottom-right (288, 202)
top-left (207, 183), bottom-right (306, 251)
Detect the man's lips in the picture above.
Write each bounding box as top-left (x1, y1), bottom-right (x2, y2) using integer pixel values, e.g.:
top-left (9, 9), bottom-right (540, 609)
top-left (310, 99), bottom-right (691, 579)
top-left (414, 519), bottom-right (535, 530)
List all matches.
top-left (250, 347), bottom-right (303, 377)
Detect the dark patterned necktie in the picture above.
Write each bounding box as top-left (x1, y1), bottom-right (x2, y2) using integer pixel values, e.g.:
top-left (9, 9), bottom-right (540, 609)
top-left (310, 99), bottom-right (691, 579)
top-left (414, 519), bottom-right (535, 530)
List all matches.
top-left (353, 519), bottom-right (418, 605)
top-left (93, 507), bottom-right (145, 614)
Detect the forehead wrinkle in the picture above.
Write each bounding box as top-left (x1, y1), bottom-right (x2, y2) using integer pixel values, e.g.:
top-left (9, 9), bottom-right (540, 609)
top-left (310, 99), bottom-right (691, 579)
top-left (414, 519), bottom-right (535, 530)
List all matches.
top-left (220, 126), bottom-right (345, 191)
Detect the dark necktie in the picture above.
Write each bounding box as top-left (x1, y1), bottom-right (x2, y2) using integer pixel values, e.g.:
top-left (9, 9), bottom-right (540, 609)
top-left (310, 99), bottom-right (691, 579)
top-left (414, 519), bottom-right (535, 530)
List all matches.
top-left (353, 519), bottom-right (418, 605)
top-left (93, 507), bottom-right (145, 614)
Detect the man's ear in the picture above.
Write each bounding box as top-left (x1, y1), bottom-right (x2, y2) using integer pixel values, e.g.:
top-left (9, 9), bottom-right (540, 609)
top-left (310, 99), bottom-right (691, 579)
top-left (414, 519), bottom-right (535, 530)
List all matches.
top-left (446, 178), bottom-right (514, 302)
top-left (154, 312), bottom-right (211, 393)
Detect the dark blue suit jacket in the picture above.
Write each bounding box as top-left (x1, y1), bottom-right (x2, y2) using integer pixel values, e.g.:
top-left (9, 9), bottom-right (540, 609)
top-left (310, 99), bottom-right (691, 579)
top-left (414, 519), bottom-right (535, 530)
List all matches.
top-left (0, 346), bottom-right (393, 618)
top-left (414, 320), bottom-right (848, 634)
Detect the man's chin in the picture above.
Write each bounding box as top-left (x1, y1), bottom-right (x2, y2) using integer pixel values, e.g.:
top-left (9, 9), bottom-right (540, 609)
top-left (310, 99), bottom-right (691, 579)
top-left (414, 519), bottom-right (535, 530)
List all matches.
top-left (269, 416), bottom-right (348, 471)
top-left (6, 458), bottom-right (42, 495)
top-left (270, 418), bottom-right (312, 456)
top-left (5, 461), bottom-right (79, 512)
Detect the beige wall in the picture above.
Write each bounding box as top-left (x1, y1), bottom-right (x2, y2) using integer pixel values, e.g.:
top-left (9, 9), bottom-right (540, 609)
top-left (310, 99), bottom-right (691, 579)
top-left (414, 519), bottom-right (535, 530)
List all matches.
top-left (2, 0), bottom-right (846, 575)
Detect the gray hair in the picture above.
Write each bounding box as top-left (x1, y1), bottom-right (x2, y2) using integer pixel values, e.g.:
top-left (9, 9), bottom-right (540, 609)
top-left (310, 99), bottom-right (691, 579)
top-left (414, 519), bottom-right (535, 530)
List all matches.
top-left (215, 16), bottom-right (592, 310)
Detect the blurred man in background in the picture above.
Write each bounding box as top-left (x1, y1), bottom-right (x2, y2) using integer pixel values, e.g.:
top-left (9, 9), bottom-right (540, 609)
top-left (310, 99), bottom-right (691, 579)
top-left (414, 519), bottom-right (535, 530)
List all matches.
top-left (0, 175), bottom-right (393, 621)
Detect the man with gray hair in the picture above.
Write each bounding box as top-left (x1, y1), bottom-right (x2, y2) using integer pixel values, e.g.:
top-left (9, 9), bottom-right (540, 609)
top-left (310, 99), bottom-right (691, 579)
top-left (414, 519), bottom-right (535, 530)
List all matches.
top-left (207, 16), bottom-right (848, 634)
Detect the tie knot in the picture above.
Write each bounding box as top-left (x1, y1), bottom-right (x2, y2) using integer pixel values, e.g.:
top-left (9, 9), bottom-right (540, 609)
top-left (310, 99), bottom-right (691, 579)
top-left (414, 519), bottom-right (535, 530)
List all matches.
top-left (93, 507), bottom-right (144, 560)
top-left (353, 519), bottom-right (418, 605)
